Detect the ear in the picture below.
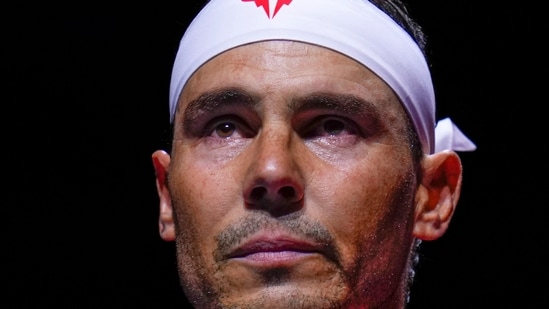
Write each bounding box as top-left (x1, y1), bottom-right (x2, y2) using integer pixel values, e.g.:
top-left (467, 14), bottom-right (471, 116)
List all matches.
top-left (413, 150), bottom-right (463, 241)
top-left (152, 150), bottom-right (175, 241)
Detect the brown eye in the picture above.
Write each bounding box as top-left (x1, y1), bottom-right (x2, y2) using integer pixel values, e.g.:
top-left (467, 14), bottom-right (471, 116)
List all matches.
top-left (214, 122), bottom-right (236, 138)
top-left (323, 119), bottom-right (345, 135)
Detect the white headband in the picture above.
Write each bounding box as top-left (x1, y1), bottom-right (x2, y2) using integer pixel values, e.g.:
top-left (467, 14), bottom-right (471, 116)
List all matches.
top-left (170, 0), bottom-right (476, 154)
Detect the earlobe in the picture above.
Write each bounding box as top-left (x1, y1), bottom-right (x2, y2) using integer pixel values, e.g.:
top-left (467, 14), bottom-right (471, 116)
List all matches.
top-left (413, 150), bottom-right (463, 241)
top-left (152, 150), bottom-right (175, 241)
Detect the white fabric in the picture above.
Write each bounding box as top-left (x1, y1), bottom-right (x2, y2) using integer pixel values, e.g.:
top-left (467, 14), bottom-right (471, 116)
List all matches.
top-left (169, 0), bottom-right (476, 153)
top-left (435, 117), bottom-right (477, 152)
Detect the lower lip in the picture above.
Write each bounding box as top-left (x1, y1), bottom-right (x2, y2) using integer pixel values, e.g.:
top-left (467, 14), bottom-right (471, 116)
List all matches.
top-left (233, 251), bottom-right (317, 266)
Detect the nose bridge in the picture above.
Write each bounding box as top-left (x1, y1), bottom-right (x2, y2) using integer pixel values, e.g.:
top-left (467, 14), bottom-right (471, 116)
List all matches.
top-left (254, 122), bottom-right (295, 179)
top-left (243, 121), bottom-right (305, 213)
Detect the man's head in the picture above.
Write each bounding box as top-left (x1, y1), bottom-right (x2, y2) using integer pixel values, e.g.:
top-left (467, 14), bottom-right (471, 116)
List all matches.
top-left (152, 0), bottom-right (475, 308)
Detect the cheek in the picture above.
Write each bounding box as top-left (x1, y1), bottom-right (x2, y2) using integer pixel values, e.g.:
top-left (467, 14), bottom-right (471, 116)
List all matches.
top-left (170, 165), bottom-right (239, 228)
top-left (311, 152), bottom-right (416, 267)
top-left (167, 136), bottom-right (255, 253)
top-left (168, 152), bottom-right (244, 248)
top-left (167, 160), bottom-right (244, 291)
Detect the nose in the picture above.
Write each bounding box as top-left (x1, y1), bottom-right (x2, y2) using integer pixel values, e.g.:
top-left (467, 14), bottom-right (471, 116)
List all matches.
top-left (243, 126), bottom-right (304, 216)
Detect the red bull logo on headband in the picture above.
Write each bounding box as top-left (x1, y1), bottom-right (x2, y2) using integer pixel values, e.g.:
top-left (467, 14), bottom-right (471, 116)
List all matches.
top-left (242, 0), bottom-right (293, 19)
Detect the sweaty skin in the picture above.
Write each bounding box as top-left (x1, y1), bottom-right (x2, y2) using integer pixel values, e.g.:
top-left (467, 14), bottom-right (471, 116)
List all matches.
top-left (153, 41), bottom-right (462, 309)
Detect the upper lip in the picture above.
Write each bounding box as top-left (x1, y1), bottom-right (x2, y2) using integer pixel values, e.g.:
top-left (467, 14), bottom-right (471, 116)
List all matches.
top-left (225, 230), bottom-right (327, 259)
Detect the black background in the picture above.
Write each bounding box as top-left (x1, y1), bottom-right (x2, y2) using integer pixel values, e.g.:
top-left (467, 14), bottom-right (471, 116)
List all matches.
top-left (5, 1), bottom-right (546, 308)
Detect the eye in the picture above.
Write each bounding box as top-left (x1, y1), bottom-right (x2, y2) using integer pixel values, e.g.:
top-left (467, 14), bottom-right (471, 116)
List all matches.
top-left (322, 118), bottom-right (346, 135)
top-left (214, 122), bottom-right (236, 138)
top-left (302, 116), bottom-right (358, 138)
top-left (207, 116), bottom-right (254, 139)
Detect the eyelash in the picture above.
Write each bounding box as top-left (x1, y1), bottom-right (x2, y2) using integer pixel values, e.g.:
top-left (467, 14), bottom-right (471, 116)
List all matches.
top-left (202, 115), bottom-right (359, 140)
top-left (205, 115), bottom-right (255, 139)
top-left (300, 116), bottom-right (359, 139)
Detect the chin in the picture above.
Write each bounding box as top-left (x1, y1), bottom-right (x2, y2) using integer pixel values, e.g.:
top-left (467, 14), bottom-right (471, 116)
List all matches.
top-left (213, 285), bottom-right (349, 309)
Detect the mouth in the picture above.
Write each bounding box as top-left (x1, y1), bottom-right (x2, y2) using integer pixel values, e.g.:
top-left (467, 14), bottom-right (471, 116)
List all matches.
top-left (225, 232), bottom-right (328, 266)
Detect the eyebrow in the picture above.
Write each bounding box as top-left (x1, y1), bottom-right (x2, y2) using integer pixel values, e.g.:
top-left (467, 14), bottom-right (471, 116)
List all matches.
top-left (181, 89), bottom-right (382, 131)
top-left (291, 92), bottom-right (382, 120)
top-left (182, 87), bottom-right (257, 132)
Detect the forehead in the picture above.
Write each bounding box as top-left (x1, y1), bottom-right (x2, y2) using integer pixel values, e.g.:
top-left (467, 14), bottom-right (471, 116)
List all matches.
top-left (180, 41), bottom-right (398, 103)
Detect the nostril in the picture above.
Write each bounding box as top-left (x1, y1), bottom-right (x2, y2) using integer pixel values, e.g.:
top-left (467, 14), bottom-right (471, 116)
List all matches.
top-left (278, 186), bottom-right (296, 200)
top-left (249, 186), bottom-right (299, 203)
top-left (250, 187), bottom-right (268, 201)
top-left (245, 183), bottom-right (303, 215)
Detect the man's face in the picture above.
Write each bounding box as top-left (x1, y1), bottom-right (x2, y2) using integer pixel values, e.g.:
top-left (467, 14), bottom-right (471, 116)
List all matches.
top-left (167, 41), bottom-right (419, 308)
